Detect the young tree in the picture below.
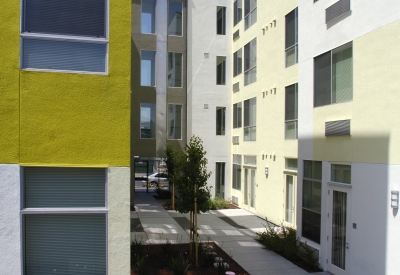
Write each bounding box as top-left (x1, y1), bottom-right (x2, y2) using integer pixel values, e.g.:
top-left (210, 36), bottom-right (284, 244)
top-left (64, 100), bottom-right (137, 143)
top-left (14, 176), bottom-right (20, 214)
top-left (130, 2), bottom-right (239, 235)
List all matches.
top-left (174, 135), bottom-right (212, 266)
top-left (164, 144), bottom-right (180, 210)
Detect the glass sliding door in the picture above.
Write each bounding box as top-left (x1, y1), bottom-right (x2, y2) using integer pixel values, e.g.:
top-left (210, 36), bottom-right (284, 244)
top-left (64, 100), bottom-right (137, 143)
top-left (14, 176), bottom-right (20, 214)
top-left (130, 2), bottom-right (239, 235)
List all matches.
top-left (244, 169), bottom-right (249, 205)
top-left (250, 169), bottom-right (256, 208)
top-left (285, 175), bottom-right (294, 224)
top-left (332, 191), bottom-right (347, 270)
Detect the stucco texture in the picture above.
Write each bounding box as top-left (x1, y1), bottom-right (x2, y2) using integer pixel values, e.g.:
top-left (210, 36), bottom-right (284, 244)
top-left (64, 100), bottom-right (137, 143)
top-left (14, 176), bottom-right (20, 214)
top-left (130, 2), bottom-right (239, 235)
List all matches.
top-left (108, 167), bottom-right (130, 275)
top-left (0, 2), bottom-right (20, 163)
top-left (18, 1), bottom-right (131, 167)
top-left (0, 165), bottom-right (21, 274)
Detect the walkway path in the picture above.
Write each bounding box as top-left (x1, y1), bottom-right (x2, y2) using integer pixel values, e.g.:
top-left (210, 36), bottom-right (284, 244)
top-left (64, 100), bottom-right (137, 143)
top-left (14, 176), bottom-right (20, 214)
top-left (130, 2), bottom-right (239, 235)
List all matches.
top-left (131, 193), bottom-right (329, 275)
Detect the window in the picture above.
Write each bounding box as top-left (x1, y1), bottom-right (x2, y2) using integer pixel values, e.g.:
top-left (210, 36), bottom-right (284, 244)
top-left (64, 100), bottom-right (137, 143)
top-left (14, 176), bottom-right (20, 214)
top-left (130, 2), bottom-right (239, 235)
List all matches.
top-left (233, 102), bottom-right (242, 128)
top-left (167, 104), bottom-right (182, 139)
top-left (168, 1), bottom-right (183, 36)
top-left (314, 42), bottom-right (353, 107)
top-left (21, 0), bottom-right (108, 73)
top-left (285, 158), bottom-right (298, 170)
top-left (22, 167), bottom-right (106, 275)
top-left (331, 164), bottom-right (351, 184)
top-left (244, 38), bottom-right (257, 86)
top-left (141, 50), bottom-right (156, 86)
top-left (217, 7), bottom-right (226, 35)
top-left (234, 0), bottom-right (242, 26)
top-left (142, 0), bottom-right (156, 34)
top-left (302, 161), bottom-right (322, 244)
top-left (168, 52), bottom-right (182, 87)
top-left (285, 83), bottom-right (298, 139)
top-left (216, 56), bottom-right (226, 85)
top-left (216, 107), bottom-right (226, 135)
top-left (233, 48), bottom-right (242, 77)
top-left (244, 97), bottom-right (256, 141)
top-left (141, 103), bottom-right (156, 138)
top-left (215, 162), bottom-right (225, 198)
top-left (244, 0), bottom-right (257, 30)
top-left (232, 154), bottom-right (242, 190)
top-left (285, 8), bottom-right (298, 67)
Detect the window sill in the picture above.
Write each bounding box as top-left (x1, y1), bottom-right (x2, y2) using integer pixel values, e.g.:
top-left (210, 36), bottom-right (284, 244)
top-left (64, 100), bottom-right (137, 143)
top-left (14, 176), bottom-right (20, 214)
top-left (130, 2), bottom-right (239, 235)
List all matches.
top-left (21, 68), bottom-right (107, 75)
top-left (21, 207), bottom-right (108, 214)
top-left (328, 181), bottom-right (352, 188)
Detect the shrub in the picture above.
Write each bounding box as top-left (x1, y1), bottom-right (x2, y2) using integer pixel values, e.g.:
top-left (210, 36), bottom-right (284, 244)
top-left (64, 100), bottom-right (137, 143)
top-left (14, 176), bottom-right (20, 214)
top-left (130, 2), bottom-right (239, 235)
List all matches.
top-left (256, 221), bottom-right (319, 270)
top-left (209, 197), bottom-right (229, 210)
top-left (169, 254), bottom-right (191, 275)
top-left (198, 243), bottom-right (216, 267)
top-left (131, 237), bottom-right (144, 262)
top-left (134, 254), bottom-right (152, 275)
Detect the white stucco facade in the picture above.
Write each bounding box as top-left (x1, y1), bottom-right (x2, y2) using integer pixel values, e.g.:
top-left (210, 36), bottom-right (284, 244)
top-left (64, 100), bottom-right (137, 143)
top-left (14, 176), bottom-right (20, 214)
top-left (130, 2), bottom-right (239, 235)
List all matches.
top-left (187, 0), bottom-right (232, 199)
top-left (0, 164), bottom-right (21, 274)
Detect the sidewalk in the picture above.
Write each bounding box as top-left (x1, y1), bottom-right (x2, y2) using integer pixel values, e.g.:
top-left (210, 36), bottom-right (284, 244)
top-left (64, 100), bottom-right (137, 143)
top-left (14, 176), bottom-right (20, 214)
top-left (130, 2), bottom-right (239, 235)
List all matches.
top-left (131, 193), bottom-right (329, 275)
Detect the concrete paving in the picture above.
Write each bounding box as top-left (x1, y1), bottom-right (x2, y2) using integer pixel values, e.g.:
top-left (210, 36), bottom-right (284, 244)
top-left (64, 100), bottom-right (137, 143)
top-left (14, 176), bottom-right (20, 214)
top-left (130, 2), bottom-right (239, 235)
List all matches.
top-left (131, 193), bottom-right (323, 275)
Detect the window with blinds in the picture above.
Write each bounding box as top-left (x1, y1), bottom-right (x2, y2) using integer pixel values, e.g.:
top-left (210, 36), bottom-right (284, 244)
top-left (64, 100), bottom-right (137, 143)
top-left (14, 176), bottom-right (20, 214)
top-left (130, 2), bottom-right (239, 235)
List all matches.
top-left (244, 97), bottom-right (256, 141)
top-left (314, 42), bottom-right (353, 107)
top-left (285, 8), bottom-right (298, 68)
top-left (244, 38), bottom-right (257, 86)
top-left (285, 84), bottom-right (298, 139)
top-left (21, 0), bottom-right (108, 73)
top-left (22, 167), bottom-right (107, 275)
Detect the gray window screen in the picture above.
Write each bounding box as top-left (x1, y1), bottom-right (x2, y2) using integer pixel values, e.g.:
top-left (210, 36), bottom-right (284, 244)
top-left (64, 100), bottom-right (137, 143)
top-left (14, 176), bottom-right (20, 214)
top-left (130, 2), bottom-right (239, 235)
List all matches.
top-left (24, 167), bottom-right (106, 208)
top-left (25, 214), bottom-right (106, 275)
top-left (233, 48), bottom-right (242, 77)
top-left (285, 84), bottom-right (298, 139)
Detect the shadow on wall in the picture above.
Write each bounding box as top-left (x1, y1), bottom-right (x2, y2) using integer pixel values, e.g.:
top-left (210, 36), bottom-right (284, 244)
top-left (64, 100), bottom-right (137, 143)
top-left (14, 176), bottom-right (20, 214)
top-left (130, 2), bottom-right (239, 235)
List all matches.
top-left (299, 134), bottom-right (392, 275)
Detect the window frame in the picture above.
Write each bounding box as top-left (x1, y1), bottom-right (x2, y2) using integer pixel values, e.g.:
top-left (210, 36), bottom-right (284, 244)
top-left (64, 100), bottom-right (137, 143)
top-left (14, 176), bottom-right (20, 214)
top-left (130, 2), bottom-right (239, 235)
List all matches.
top-left (285, 83), bottom-right (298, 140)
top-left (141, 50), bottom-right (156, 87)
top-left (285, 7), bottom-right (298, 68)
top-left (233, 48), bottom-right (242, 77)
top-left (167, 52), bottom-right (183, 88)
top-left (216, 56), bottom-right (226, 85)
top-left (233, 0), bottom-right (242, 26)
top-left (244, 38), bottom-right (257, 86)
top-left (216, 107), bottom-right (226, 136)
top-left (217, 6), bottom-right (226, 35)
top-left (21, 167), bottom-right (108, 275)
top-left (302, 160), bottom-right (322, 244)
top-left (243, 97), bottom-right (256, 142)
top-left (140, 103), bottom-right (156, 139)
top-left (167, 104), bottom-right (183, 140)
top-left (233, 102), bottom-right (242, 129)
top-left (232, 154), bottom-right (242, 191)
top-left (314, 42), bottom-right (353, 107)
top-left (141, 0), bottom-right (156, 35)
top-left (168, 0), bottom-right (183, 37)
top-left (244, 0), bottom-right (257, 31)
top-left (20, 0), bottom-right (109, 74)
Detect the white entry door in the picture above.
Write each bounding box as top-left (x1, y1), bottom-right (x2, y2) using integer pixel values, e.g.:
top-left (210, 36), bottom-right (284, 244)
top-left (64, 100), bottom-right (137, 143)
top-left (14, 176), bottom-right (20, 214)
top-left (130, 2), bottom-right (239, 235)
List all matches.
top-left (327, 186), bottom-right (351, 275)
top-left (244, 168), bottom-right (256, 210)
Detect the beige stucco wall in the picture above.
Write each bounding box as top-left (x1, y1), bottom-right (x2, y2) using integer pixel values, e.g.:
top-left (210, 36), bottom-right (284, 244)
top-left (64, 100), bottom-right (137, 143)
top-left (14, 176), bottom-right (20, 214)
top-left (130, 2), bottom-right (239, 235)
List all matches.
top-left (231, 0), bottom-right (298, 226)
top-left (312, 19), bottom-right (400, 165)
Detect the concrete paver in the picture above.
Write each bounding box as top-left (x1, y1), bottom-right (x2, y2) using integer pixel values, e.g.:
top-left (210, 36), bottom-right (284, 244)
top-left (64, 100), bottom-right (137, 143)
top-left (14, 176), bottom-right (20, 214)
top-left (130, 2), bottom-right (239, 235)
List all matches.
top-left (132, 193), bottom-right (310, 274)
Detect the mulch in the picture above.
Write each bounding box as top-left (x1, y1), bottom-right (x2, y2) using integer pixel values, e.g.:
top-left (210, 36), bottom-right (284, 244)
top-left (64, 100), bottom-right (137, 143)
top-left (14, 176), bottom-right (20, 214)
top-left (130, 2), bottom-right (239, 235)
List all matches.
top-left (131, 242), bottom-right (250, 275)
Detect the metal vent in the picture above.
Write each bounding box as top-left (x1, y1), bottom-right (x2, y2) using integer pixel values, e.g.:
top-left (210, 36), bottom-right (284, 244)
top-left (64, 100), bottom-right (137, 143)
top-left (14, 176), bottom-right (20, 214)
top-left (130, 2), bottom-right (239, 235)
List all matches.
top-left (325, 120), bottom-right (350, 136)
top-left (233, 29), bottom-right (239, 40)
top-left (326, 0), bottom-right (351, 24)
top-left (232, 196), bottom-right (239, 205)
top-left (232, 136), bottom-right (239, 144)
top-left (233, 82), bottom-right (239, 92)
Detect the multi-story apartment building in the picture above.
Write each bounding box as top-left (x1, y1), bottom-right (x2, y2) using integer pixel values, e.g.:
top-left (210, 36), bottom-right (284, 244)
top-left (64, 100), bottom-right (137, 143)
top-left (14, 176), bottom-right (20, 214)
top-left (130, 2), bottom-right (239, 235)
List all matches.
top-left (131, 0), bottom-right (188, 178)
top-left (188, 0), bottom-right (299, 227)
top-left (0, 1), bottom-right (131, 274)
top-left (297, 1), bottom-right (400, 274)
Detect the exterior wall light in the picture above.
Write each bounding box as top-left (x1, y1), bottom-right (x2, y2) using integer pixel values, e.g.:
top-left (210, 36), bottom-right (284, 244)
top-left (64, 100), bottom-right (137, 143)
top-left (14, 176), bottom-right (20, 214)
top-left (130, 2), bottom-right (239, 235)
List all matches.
top-left (391, 191), bottom-right (399, 208)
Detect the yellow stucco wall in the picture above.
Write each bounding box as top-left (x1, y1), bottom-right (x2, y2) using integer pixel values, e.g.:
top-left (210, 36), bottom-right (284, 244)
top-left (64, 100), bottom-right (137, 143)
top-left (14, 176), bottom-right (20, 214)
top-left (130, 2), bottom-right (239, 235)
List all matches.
top-left (0, 2), bottom-right (20, 164)
top-left (313, 19), bottom-right (400, 165)
top-left (231, 1), bottom-right (298, 226)
top-left (1, 1), bottom-right (131, 167)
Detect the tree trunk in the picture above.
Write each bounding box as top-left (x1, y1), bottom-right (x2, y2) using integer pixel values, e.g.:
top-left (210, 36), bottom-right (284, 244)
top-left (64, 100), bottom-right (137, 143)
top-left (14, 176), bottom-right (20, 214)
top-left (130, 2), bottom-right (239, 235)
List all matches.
top-left (171, 175), bottom-right (175, 210)
top-left (189, 210), bottom-right (193, 257)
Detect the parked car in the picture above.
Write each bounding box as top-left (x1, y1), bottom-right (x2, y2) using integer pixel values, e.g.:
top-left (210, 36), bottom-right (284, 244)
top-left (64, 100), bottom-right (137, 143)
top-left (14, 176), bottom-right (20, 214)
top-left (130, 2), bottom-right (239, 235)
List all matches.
top-left (142, 172), bottom-right (168, 187)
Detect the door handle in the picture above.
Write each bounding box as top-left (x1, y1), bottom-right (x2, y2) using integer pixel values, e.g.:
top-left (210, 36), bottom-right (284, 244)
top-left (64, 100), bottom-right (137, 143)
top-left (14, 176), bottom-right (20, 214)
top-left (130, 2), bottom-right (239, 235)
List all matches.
top-left (346, 242), bottom-right (349, 249)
